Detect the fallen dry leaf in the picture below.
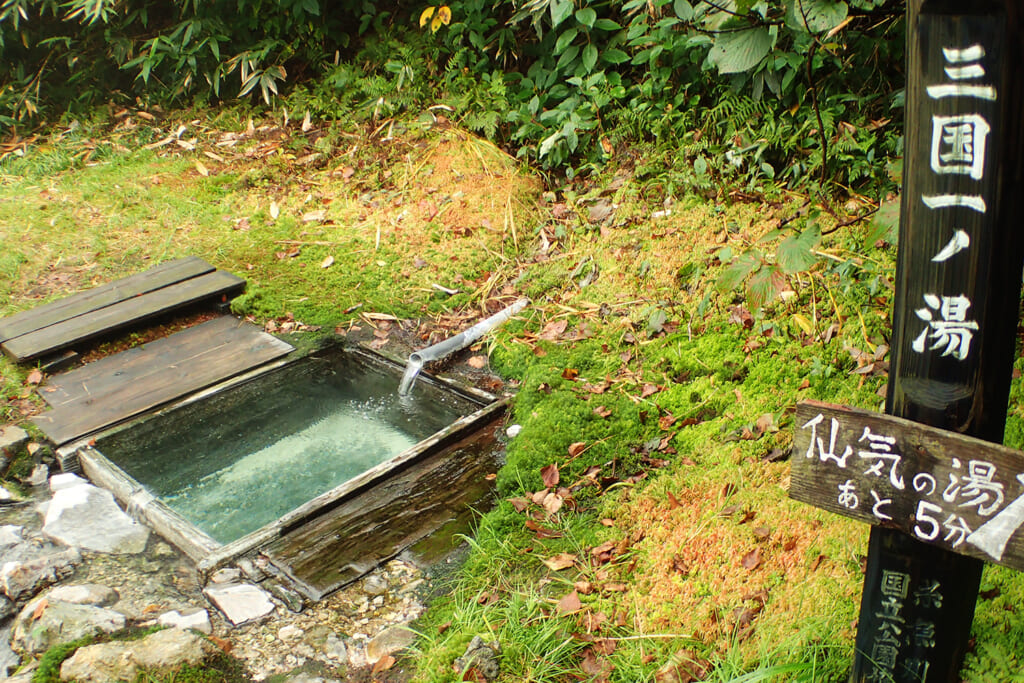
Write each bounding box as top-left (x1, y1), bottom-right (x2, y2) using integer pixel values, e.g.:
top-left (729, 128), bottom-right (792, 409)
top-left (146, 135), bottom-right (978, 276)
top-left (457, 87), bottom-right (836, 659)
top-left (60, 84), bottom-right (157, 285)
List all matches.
top-left (194, 160), bottom-right (209, 176)
top-left (507, 497), bottom-right (530, 513)
top-left (562, 368), bottom-right (580, 381)
top-left (320, 255), bottom-right (334, 269)
top-left (541, 553), bottom-right (578, 571)
top-left (541, 463), bottom-right (560, 488)
top-left (542, 492), bottom-right (564, 515)
top-left (567, 442), bottom-right (587, 458)
top-left (525, 519), bottom-right (563, 539)
top-left (557, 590), bottom-right (583, 615)
top-left (593, 405), bottom-right (612, 418)
top-left (539, 319), bottom-right (569, 341)
top-left (640, 383), bottom-right (662, 398)
top-left (580, 647), bottom-right (612, 679)
top-left (302, 209), bottom-right (327, 223)
top-left (26, 368), bottom-right (42, 385)
top-left (741, 547), bottom-right (762, 571)
top-left (372, 654), bottom-right (396, 674)
top-left (467, 355), bottom-right (487, 369)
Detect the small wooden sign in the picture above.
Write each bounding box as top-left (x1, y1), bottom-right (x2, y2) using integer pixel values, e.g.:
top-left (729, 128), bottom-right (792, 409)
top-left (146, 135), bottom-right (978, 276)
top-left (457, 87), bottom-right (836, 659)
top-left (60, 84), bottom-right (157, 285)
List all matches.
top-left (790, 400), bottom-right (1024, 572)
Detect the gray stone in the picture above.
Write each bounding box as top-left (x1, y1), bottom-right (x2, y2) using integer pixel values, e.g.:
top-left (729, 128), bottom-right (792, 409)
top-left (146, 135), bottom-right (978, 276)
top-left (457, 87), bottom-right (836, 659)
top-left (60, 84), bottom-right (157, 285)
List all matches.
top-left (0, 526), bottom-right (22, 550)
top-left (284, 675), bottom-right (339, 683)
top-left (323, 633), bottom-right (348, 664)
top-left (11, 600), bottom-right (125, 655)
top-left (45, 583), bottom-right (119, 607)
top-left (1, 547), bottom-right (81, 601)
top-left (278, 624), bottom-right (303, 642)
top-left (267, 580), bottom-right (305, 613)
top-left (361, 573), bottom-right (388, 596)
top-left (0, 426), bottom-right (28, 453)
top-left (59, 627), bottom-right (215, 682)
top-left (365, 625), bottom-right (416, 664)
top-left (48, 473), bottom-right (86, 493)
top-left (454, 636), bottom-right (501, 681)
top-left (158, 609), bottom-right (212, 634)
top-left (208, 567), bottom-right (241, 584)
top-left (204, 583), bottom-right (275, 625)
top-left (0, 595), bottom-right (13, 621)
top-left (24, 465), bottom-right (48, 488)
top-left (42, 483), bottom-right (149, 554)
top-left (0, 625), bottom-right (19, 678)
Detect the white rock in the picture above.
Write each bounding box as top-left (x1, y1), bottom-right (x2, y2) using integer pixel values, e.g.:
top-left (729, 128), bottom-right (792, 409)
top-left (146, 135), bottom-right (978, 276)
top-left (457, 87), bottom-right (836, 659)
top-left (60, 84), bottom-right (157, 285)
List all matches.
top-left (45, 583), bottom-right (119, 607)
top-left (278, 624), bottom-right (303, 642)
top-left (48, 472), bottom-right (87, 492)
top-left (26, 465), bottom-right (48, 487)
top-left (0, 425), bottom-right (28, 452)
top-left (324, 633), bottom-right (348, 664)
top-left (42, 483), bottom-right (149, 554)
top-left (1, 548), bottom-right (82, 601)
top-left (58, 627), bottom-right (214, 681)
top-left (506, 424), bottom-right (522, 438)
top-left (0, 525), bottom-right (23, 549)
top-left (365, 625), bottom-right (416, 664)
top-left (11, 600), bottom-right (125, 655)
top-left (204, 583), bottom-right (275, 625)
top-left (0, 485), bottom-right (13, 504)
top-left (209, 567), bottom-right (241, 584)
top-left (159, 609), bottom-right (212, 634)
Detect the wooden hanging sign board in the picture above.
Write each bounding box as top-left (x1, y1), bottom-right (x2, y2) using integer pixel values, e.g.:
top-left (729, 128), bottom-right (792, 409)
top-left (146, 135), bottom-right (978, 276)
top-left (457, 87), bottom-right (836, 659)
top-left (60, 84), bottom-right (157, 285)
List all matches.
top-left (790, 400), bottom-right (1024, 573)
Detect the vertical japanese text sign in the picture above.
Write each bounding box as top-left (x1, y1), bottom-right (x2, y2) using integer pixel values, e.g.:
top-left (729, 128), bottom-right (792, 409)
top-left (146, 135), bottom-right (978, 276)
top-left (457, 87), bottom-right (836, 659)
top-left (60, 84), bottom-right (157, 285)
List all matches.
top-left (849, 2), bottom-right (1024, 682)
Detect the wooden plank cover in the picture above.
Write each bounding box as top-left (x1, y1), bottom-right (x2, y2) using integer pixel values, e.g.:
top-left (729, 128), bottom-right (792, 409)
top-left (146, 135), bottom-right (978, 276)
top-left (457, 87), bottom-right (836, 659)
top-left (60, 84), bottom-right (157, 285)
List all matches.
top-left (263, 414), bottom-right (505, 600)
top-left (0, 256), bottom-right (213, 344)
top-left (2, 270), bottom-right (244, 362)
top-left (31, 317), bottom-right (293, 445)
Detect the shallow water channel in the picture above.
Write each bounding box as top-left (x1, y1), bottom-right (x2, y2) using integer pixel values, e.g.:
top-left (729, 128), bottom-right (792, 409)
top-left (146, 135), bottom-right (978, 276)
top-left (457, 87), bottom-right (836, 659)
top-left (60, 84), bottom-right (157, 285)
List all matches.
top-left (93, 348), bottom-right (480, 544)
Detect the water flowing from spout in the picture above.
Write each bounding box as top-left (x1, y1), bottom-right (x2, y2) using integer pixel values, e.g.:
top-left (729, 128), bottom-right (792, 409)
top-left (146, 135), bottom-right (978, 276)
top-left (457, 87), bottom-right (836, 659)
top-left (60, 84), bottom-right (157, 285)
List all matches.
top-left (397, 298), bottom-right (528, 398)
top-left (398, 356), bottom-right (424, 397)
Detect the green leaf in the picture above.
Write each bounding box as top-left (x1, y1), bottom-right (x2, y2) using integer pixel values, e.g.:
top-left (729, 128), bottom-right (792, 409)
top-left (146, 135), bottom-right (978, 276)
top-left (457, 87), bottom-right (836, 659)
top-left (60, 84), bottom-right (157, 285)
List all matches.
top-left (866, 199), bottom-right (900, 246)
top-left (707, 27), bottom-right (773, 75)
top-left (550, 0), bottom-right (572, 28)
top-left (776, 225), bottom-right (821, 274)
top-left (748, 264), bottom-right (785, 309)
top-left (556, 44), bottom-right (580, 70)
top-left (593, 18), bottom-right (621, 31)
top-left (581, 44), bottom-right (598, 72)
top-left (785, 0), bottom-right (848, 33)
top-left (575, 7), bottom-right (597, 28)
top-left (602, 48), bottom-right (629, 64)
top-left (555, 28), bottom-right (578, 54)
top-left (674, 0), bottom-right (695, 21)
top-left (717, 250), bottom-right (761, 293)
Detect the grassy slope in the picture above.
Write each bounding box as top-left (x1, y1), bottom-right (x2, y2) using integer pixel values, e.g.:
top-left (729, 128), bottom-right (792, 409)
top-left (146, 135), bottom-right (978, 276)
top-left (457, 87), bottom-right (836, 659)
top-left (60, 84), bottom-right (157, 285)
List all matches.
top-left (1, 112), bottom-right (1022, 682)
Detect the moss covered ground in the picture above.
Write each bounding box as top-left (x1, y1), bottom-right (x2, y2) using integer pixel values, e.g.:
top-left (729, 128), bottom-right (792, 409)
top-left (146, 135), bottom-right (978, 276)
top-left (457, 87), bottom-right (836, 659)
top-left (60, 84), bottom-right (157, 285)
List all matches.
top-left (2, 110), bottom-right (1023, 681)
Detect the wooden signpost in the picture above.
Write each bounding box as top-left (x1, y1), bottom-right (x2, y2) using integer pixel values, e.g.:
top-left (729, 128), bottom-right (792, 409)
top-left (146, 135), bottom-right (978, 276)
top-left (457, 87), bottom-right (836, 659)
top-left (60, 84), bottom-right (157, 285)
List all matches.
top-left (789, 1), bottom-right (1024, 681)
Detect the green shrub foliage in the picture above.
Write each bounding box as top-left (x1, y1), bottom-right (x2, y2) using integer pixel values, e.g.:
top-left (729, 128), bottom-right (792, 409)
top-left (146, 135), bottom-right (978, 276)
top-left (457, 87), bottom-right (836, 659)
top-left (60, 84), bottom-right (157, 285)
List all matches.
top-left (1, 0), bottom-right (905, 190)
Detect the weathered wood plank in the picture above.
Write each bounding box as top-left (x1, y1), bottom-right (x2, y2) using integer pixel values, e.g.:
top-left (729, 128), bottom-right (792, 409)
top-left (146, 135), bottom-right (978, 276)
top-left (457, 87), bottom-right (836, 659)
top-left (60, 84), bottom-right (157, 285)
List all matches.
top-left (263, 413), bottom-right (505, 600)
top-left (41, 316), bottom-right (242, 408)
top-left (790, 400), bottom-right (1024, 572)
top-left (0, 256), bottom-right (213, 344)
top-left (2, 270), bottom-right (245, 362)
top-left (30, 317), bottom-right (292, 444)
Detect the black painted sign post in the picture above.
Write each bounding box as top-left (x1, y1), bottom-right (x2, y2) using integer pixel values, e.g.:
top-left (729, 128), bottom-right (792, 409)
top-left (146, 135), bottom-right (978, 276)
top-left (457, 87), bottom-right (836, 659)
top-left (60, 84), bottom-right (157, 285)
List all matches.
top-left (789, 1), bottom-right (1024, 681)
